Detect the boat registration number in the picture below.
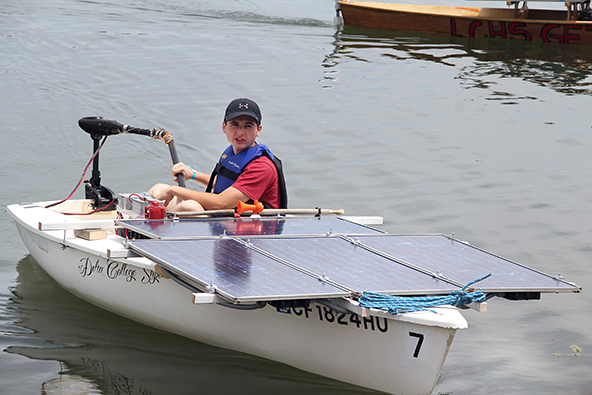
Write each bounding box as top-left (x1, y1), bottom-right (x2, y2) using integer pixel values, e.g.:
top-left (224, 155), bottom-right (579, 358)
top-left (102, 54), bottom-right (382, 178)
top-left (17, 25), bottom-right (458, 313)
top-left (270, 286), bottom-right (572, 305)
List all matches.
top-left (279, 304), bottom-right (389, 333)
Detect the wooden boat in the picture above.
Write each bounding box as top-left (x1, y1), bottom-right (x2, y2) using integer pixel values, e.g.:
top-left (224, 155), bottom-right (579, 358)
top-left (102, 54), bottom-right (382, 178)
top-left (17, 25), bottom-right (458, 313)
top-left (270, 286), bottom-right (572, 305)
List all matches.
top-left (7, 118), bottom-right (581, 395)
top-left (337, 0), bottom-right (592, 44)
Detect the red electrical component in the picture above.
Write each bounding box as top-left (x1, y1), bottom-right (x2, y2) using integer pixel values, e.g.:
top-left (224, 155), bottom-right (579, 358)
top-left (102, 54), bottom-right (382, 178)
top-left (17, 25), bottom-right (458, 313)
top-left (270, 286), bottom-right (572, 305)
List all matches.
top-left (146, 201), bottom-right (165, 219)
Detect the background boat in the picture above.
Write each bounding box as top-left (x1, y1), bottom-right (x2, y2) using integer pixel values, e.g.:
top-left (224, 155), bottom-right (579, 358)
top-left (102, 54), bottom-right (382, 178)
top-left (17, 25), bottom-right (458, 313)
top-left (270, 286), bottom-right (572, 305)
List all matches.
top-left (338, 0), bottom-right (592, 44)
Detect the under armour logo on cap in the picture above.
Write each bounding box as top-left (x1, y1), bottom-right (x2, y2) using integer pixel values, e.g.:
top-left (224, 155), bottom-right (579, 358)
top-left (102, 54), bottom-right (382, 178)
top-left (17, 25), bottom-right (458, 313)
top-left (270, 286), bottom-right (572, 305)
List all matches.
top-left (224, 98), bottom-right (262, 124)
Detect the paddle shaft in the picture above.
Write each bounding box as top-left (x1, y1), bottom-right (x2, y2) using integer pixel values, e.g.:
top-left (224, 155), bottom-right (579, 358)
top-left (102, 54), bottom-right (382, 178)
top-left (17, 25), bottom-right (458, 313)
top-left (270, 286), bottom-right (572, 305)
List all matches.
top-left (166, 138), bottom-right (185, 188)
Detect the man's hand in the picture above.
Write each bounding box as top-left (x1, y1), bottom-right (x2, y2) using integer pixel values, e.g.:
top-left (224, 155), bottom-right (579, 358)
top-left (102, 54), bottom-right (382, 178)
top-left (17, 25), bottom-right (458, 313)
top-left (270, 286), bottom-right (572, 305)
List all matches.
top-left (172, 162), bottom-right (192, 184)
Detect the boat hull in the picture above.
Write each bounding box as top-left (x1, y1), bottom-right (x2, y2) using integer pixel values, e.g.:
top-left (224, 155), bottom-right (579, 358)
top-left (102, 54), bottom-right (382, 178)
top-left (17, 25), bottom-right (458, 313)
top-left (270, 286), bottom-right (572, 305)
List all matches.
top-left (339, 1), bottom-right (592, 44)
top-left (8, 202), bottom-right (466, 395)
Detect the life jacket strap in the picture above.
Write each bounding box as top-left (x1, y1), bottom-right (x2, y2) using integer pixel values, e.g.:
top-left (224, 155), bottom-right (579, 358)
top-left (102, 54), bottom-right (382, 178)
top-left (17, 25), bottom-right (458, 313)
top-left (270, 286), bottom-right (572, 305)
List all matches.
top-left (205, 163), bottom-right (220, 193)
top-left (205, 163), bottom-right (241, 193)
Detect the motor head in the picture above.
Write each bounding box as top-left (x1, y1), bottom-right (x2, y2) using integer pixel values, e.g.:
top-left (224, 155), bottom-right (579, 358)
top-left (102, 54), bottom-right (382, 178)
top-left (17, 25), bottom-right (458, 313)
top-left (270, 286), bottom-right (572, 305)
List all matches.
top-left (78, 116), bottom-right (124, 136)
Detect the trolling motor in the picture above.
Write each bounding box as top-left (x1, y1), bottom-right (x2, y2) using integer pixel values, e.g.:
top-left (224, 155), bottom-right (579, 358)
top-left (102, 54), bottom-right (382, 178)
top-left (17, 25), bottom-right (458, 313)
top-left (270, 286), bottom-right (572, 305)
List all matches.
top-left (78, 116), bottom-right (185, 210)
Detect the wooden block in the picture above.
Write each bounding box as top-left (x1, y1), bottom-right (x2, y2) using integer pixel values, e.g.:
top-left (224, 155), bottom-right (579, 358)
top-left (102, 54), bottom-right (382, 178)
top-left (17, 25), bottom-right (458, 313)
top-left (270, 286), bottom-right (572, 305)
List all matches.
top-left (74, 228), bottom-right (107, 241)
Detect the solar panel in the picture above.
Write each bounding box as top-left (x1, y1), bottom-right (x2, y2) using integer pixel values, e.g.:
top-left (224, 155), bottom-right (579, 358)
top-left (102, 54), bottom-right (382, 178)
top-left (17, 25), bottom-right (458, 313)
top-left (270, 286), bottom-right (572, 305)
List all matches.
top-left (117, 216), bottom-right (382, 239)
top-left (353, 235), bottom-right (576, 292)
top-left (130, 238), bottom-right (351, 303)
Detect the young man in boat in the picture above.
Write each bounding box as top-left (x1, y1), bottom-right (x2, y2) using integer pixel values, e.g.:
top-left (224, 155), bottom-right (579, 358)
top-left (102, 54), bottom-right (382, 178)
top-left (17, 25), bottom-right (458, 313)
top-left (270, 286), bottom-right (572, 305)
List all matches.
top-left (148, 98), bottom-right (287, 212)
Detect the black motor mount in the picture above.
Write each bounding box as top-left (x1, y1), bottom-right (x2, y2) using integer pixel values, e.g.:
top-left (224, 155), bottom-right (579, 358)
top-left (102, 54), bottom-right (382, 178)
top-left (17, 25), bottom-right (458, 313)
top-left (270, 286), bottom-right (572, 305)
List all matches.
top-left (80, 117), bottom-right (117, 211)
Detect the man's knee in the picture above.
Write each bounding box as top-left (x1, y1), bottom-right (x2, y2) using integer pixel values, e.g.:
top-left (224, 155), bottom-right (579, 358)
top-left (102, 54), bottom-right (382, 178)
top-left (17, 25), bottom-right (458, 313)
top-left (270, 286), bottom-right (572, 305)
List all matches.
top-left (174, 199), bottom-right (204, 212)
top-left (148, 183), bottom-right (168, 197)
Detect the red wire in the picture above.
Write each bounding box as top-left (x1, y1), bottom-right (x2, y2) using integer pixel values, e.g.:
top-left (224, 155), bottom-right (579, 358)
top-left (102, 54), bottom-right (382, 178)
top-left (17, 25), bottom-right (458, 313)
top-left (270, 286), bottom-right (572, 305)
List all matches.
top-left (45, 136), bottom-right (109, 212)
top-left (44, 142), bottom-right (166, 217)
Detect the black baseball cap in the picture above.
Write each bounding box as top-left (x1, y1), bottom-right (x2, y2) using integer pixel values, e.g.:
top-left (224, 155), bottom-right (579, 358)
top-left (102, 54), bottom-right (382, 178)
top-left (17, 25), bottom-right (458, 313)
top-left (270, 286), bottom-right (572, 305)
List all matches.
top-left (224, 98), bottom-right (262, 125)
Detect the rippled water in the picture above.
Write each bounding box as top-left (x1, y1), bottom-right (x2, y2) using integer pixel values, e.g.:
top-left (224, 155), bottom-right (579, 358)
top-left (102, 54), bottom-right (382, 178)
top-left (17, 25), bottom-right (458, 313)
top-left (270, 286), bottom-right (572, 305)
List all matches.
top-left (1, 1), bottom-right (592, 394)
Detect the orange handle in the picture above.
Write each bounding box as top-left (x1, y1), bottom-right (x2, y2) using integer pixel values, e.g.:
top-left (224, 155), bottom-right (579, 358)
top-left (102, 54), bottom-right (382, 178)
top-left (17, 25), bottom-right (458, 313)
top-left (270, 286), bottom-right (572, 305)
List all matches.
top-left (237, 200), bottom-right (264, 215)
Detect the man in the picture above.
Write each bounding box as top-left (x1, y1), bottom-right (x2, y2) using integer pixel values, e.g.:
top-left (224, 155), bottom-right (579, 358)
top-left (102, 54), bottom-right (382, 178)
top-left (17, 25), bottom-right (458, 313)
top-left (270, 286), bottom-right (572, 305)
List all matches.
top-left (149, 98), bottom-right (287, 212)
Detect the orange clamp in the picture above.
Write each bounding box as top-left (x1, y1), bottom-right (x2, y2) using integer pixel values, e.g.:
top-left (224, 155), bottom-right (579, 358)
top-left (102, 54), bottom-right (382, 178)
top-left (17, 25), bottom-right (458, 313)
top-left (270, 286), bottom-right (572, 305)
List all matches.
top-left (237, 200), bottom-right (264, 215)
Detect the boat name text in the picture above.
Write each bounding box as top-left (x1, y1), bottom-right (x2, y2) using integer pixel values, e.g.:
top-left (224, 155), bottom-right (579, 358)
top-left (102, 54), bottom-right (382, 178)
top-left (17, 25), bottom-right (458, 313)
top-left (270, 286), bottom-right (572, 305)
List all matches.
top-left (449, 19), bottom-right (592, 43)
top-left (78, 257), bottom-right (160, 284)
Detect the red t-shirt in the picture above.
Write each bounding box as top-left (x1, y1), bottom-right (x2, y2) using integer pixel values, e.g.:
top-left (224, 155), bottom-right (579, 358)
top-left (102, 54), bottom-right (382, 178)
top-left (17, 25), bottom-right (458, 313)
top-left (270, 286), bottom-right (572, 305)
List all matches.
top-left (231, 156), bottom-right (280, 208)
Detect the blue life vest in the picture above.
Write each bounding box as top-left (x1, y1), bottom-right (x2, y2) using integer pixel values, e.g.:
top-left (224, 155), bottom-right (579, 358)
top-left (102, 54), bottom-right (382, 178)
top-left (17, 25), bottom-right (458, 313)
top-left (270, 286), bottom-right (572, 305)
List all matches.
top-left (205, 144), bottom-right (288, 209)
top-left (211, 144), bottom-right (274, 193)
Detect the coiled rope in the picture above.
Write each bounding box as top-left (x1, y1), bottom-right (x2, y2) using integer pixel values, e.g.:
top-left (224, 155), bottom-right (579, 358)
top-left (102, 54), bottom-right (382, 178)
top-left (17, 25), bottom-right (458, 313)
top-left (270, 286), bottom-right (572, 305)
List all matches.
top-left (358, 273), bottom-right (491, 315)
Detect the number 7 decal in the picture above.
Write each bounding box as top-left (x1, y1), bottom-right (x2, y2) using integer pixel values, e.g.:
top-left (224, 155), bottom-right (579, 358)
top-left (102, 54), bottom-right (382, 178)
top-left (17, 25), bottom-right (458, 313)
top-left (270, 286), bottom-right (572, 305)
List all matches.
top-left (409, 332), bottom-right (424, 358)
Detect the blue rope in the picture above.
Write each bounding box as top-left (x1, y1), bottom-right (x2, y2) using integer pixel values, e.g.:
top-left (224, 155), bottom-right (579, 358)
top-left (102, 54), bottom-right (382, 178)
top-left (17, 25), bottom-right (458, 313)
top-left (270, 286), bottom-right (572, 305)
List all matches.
top-left (358, 273), bottom-right (491, 315)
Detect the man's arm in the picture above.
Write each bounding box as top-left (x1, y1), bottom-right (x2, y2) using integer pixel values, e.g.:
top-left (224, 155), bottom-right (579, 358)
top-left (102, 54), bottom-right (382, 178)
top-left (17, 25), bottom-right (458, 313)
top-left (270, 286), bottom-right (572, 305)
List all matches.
top-left (157, 185), bottom-right (248, 210)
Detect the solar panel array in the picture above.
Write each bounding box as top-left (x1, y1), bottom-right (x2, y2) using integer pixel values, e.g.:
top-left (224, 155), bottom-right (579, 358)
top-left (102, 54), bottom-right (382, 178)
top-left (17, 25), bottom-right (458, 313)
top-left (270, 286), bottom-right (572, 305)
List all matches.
top-left (123, 217), bottom-right (580, 304)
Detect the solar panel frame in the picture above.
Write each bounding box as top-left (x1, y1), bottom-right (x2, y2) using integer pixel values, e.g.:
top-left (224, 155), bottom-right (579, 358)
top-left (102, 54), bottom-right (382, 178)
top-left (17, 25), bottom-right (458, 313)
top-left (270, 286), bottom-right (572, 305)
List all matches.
top-left (117, 216), bottom-right (383, 240)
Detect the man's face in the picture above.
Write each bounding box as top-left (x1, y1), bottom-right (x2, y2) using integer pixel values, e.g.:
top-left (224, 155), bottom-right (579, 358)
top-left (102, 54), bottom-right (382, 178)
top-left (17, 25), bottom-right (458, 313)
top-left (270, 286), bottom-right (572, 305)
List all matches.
top-left (223, 115), bottom-right (262, 154)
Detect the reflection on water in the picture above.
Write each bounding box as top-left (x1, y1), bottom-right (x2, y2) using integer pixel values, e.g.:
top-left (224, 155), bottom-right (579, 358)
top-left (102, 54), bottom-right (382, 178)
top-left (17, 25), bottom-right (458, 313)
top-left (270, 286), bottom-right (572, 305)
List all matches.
top-left (324, 26), bottom-right (592, 97)
top-left (5, 256), bottom-right (374, 395)
top-left (458, 56), bottom-right (592, 96)
top-left (41, 373), bottom-right (102, 394)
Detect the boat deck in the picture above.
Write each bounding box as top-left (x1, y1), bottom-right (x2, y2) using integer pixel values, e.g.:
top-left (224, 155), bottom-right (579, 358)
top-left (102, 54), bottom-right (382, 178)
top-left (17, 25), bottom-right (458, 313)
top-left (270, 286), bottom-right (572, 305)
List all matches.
top-left (118, 217), bottom-right (580, 304)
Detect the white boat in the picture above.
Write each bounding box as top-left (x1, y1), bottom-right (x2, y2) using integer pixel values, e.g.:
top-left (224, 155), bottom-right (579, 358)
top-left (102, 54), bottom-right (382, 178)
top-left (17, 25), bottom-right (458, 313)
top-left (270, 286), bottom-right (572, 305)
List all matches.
top-left (7, 118), bottom-right (581, 395)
